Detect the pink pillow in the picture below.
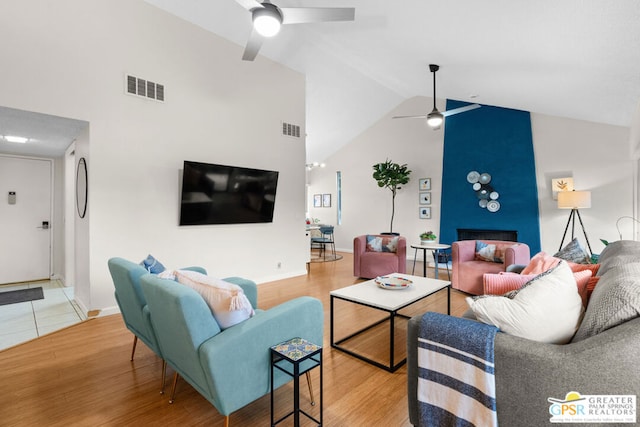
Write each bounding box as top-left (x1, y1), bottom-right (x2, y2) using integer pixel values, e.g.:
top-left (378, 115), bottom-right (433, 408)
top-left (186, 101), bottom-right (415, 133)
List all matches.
top-left (483, 269), bottom-right (592, 307)
top-left (520, 252), bottom-right (560, 275)
top-left (484, 273), bottom-right (536, 295)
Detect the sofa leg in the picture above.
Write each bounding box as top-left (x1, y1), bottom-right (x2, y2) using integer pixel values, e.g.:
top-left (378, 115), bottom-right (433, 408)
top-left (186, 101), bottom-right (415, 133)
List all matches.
top-left (306, 371), bottom-right (315, 406)
top-left (130, 335), bottom-right (138, 361)
top-left (160, 360), bottom-right (166, 394)
top-left (224, 415), bottom-right (229, 427)
top-left (169, 372), bottom-right (179, 404)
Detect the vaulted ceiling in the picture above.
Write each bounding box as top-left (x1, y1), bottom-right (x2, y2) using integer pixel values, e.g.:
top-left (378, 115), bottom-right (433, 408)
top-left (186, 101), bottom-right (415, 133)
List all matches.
top-left (145, 0), bottom-right (640, 163)
top-left (2, 1), bottom-right (639, 160)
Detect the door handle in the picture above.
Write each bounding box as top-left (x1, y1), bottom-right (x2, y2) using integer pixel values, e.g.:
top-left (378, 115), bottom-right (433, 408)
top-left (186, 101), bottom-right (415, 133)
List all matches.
top-left (36, 221), bottom-right (50, 229)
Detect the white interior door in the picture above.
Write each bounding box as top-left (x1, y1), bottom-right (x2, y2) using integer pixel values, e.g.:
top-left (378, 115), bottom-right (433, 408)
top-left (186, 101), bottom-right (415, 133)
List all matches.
top-left (0, 155), bottom-right (52, 284)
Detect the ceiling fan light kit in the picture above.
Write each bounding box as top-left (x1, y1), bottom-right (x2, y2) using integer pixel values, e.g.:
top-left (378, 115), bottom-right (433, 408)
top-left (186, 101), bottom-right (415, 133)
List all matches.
top-left (252, 3), bottom-right (282, 37)
top-left (235, 0), bottom-right (355, 61)
top-left (392, 63), bottom-right (481, 129)
top-left (426, 110), bottom-right (443, 127)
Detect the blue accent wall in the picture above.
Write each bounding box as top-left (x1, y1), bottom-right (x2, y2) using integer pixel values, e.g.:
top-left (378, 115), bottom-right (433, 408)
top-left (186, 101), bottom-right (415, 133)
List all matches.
top-left (440, 100), bottom-right (541, 253)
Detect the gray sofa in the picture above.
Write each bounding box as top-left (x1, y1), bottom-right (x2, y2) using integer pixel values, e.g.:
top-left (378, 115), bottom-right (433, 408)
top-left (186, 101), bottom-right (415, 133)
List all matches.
top-left (408, 240), bottom-right (640, 426)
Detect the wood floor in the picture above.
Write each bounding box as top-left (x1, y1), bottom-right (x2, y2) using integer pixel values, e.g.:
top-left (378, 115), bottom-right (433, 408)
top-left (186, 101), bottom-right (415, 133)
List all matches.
top-left (0, 253), bottom-right (468, 426)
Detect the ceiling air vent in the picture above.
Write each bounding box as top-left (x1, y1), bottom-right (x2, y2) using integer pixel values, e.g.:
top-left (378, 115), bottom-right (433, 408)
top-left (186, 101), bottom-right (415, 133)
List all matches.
top-left (125, 74), bottom-right (165, 102)
top-left (282, 122), bottom-right (301, 138)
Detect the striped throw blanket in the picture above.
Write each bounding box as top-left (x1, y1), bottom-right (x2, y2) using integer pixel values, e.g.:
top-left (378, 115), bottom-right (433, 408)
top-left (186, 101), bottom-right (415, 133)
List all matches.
top-left (417, 312), bottom-right (499, 427)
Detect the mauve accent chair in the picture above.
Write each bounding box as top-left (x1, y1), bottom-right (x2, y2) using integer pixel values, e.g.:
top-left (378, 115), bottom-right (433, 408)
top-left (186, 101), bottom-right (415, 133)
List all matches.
top-left (353, 235), bottom-right (407, 279)
top-left (140, 273), bottom-right (323, 426)
top-left (451, 240), bottom-right (530, 295)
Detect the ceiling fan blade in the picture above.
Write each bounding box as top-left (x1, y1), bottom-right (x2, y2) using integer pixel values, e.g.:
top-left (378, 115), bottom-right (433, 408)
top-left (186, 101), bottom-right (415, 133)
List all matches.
top-left (281, 7), bottom-right (355, 24)
top-left (392, 114), bottom-right (428, 119)
top-left (442, 104), bottom-right (481, 117)
top-left (242, 29), bottom-right (264, 61)
top-left (234, 0), bottom-right (264, 11)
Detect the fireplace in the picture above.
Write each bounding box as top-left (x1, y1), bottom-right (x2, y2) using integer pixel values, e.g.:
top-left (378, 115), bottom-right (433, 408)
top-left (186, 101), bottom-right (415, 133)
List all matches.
top-left (457, 228), bottom-right (518, 242)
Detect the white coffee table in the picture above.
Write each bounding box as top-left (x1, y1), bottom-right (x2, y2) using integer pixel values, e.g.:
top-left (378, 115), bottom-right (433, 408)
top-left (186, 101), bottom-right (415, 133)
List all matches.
top-left (330, 273), bottom-right (450, 372)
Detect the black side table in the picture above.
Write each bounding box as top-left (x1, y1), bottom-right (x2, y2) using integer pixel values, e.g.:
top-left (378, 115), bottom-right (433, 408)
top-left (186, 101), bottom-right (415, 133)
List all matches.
top-left (270, 337), bottom-right (323, 427)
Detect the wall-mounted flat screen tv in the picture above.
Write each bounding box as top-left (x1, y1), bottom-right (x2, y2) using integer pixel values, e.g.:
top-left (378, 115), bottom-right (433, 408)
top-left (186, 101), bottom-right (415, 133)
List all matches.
top-left (179, 161), bottom-right (279, 226)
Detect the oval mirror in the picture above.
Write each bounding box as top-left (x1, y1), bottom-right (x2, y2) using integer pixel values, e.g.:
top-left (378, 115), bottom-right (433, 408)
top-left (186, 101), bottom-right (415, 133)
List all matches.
top-left (76, 157), bottom-right (88, 218)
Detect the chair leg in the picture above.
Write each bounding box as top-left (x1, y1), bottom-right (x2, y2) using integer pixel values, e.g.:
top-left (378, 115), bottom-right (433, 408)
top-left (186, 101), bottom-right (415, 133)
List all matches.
top-left (306, 371), bottom-right (315, 406)
top-left (169, 372), bottom-right (179, 404)
top-left (130, 335), bottom-right (138, 361)
top-left (224, 415), bottom-right (229, 427)
top-left (160, 360), bottom-right (167, 394)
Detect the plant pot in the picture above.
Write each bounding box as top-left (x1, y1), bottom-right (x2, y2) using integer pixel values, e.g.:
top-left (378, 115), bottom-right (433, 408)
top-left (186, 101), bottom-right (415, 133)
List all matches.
top-left (421, 239), bottom-right (436, 245)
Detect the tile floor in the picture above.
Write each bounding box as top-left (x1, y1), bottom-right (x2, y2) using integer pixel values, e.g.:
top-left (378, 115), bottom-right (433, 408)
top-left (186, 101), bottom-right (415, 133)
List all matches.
top-left (0, 280), bottom-right (85, 351)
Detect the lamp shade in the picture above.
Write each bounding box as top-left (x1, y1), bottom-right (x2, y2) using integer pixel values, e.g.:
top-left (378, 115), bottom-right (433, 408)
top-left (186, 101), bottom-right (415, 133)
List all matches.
top-left (558, 190), bottom-right (591, 209)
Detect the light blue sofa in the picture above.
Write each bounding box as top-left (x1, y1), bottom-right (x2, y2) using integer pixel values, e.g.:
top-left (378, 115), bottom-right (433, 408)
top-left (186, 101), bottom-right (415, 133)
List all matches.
top-left (140, 273), bottom-right (324, 425)
top-left (108, 257), bottom-right (208, 392)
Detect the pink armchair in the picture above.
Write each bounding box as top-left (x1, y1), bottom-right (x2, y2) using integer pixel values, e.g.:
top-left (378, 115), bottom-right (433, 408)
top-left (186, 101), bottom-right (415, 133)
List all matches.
top-left (451, 240), bottom-right (530, 295)
top-left (353, 235), bottom-right (407, 279)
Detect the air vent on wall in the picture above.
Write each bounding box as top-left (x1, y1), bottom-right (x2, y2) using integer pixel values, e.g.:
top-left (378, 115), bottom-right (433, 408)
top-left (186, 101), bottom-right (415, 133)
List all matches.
top-left (282, 122), bottom-right (301, 138)
top-left (125, 74), bottom-right (164, 102)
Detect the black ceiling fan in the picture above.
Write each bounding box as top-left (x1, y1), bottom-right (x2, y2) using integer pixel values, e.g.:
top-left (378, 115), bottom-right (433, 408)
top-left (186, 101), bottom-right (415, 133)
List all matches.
top-left (234, 0), bottom-right (355, 61)
top-left (393, 64), bottom-right (480, 129)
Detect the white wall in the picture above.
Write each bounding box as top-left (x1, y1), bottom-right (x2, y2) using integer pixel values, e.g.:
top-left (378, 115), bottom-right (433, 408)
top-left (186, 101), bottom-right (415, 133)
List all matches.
top-left (0, 0), bottom-right (306, 313)
top-left (531, 114), bottom-right (632, 254)
top-left (309, 96), bottom-right (633, 258)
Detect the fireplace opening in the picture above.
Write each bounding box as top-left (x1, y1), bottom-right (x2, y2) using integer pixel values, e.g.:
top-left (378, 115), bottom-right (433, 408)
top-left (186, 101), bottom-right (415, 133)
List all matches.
top-left (457, 228), bottom-right (518, 242)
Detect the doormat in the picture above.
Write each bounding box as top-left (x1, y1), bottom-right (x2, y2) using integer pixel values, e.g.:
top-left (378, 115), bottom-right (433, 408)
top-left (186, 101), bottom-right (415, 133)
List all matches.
top-left (0, 287), bottom-right (44, 306)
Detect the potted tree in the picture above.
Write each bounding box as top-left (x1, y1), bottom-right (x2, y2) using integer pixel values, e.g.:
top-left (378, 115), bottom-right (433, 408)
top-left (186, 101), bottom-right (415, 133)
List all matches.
top-left (420, 231), bottom-right (437, 244)
top-left (372, 159), bottom-right (411, 234)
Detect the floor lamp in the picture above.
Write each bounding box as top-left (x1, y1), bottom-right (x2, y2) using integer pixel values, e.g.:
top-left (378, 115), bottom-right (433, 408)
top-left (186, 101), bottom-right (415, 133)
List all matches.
top-left (558, 190), bottom-right (593, 255)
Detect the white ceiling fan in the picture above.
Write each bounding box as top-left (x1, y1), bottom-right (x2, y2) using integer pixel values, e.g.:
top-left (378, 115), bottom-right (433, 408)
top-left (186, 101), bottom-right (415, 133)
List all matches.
top-left (234, 0), bottom-right (355, 61)
top-left (393, 64), bottom-right (480, 129)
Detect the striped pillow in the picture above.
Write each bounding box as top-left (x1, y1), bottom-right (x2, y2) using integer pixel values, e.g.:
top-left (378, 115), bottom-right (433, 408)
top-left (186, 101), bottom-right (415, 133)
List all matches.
top-left (483, 270), bottom-right (592, 307)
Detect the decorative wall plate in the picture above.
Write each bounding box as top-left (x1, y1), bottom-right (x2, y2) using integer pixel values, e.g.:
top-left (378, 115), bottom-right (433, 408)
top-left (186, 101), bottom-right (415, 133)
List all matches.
top-left (479, 173), bottom-right (492, 184)
top-left (487, 200), bottom-right (501, 212)
top-left (467, 171), bottom-right (480, 183)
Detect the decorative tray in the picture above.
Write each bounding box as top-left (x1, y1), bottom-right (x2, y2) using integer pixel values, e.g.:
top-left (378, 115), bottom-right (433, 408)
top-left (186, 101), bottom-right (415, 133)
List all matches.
top-left (374, 276), bottom-right (412, 290)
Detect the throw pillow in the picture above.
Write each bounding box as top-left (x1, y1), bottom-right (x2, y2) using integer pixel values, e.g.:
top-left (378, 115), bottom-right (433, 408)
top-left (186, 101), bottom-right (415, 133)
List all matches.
top-left (520, 251), bottom-right (560, 275)
top-left (566, 261), bottom-right (600, 276)
top-left (483, 269), bottom-right (592, 307)
top-left (571, 263), bottom-right (640, 342)
top-left (140, 254), bottom-right (166, 274)
top-left (475, 241), bottom-right (498, 262)
top-left (586, 276), bottom-right (599, 301)
top-left (366, 235), bottom-right (399, 253)
top-left (467, 261), bottom-right (584, 344)
top-left (475, 240), bottom-right (513, 263)
top-left (554, 238), bottom-right (590, 264)
top-left (174, 270), bottom-right (255, 329)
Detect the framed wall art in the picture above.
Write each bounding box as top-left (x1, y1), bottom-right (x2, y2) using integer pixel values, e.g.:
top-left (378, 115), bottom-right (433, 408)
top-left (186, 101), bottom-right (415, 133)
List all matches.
top-left (419, 178), bottom-right (431, 191)
top-left (322, 193), bottom-right (332, 207)
top-left (551, 177), bottom-right (574, 200)
top-left (313, 194), bottom-right (322, 208)
top-left (419, 192), bottom-right (431, 205)
top-left (419, 207), bottom-right (431, 219)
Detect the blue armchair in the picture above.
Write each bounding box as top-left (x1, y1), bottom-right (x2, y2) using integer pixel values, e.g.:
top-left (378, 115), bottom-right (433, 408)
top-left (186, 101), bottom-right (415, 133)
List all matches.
top-left (140, 274), bottom-right (324, 425)
top-left (108, 257), bottom-right (207, 393)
